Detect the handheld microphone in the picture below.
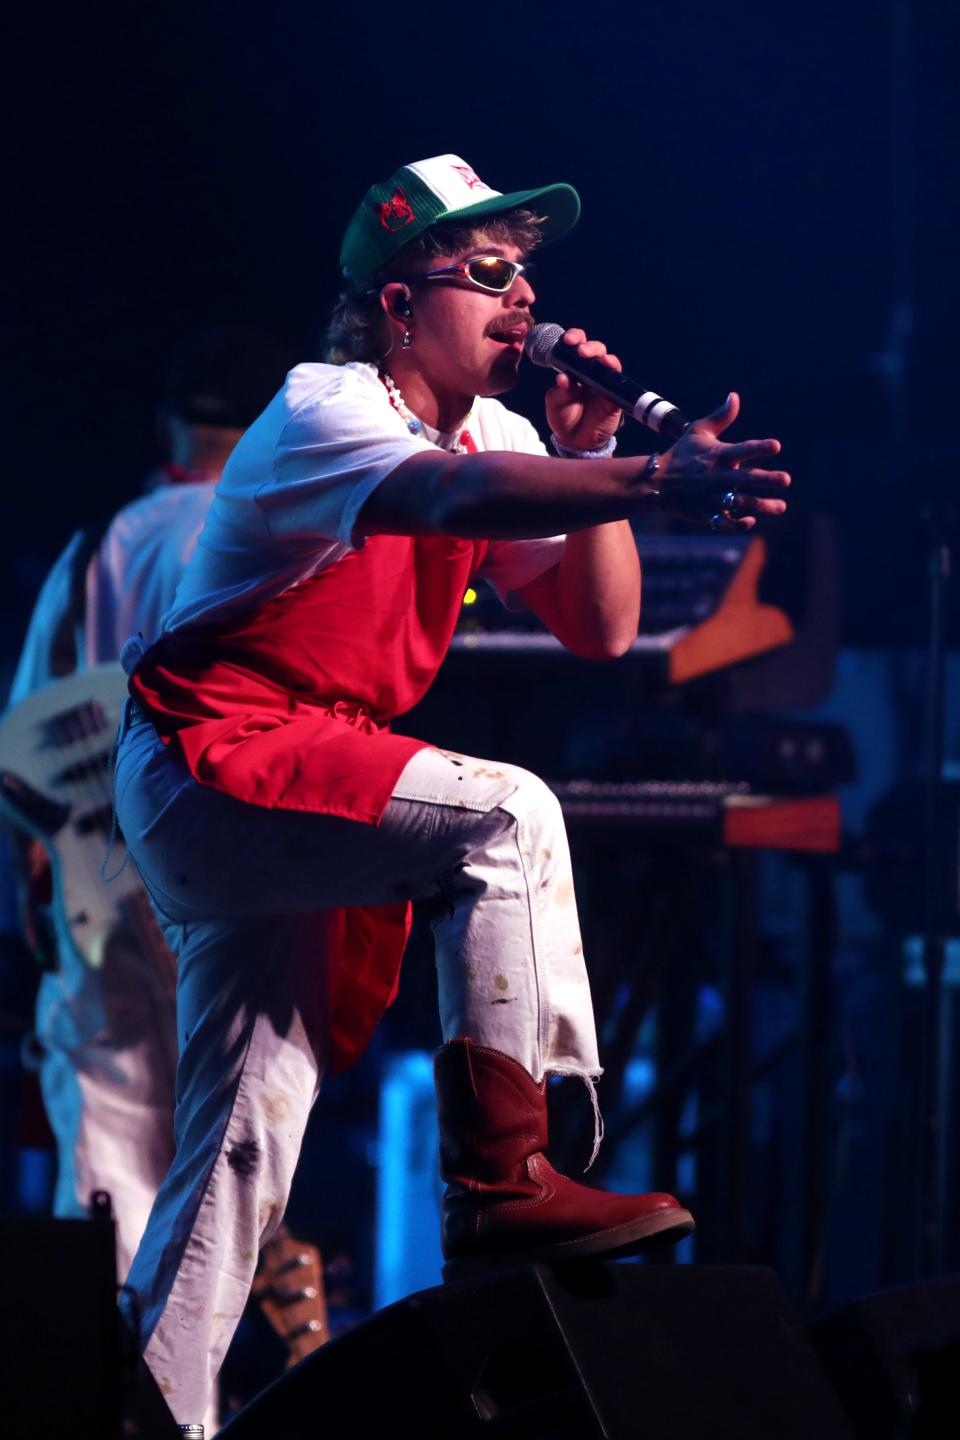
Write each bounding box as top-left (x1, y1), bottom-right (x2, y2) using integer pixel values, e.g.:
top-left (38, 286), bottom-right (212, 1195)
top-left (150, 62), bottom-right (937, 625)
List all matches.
top-left (524, 323), bottom-right (690, 442)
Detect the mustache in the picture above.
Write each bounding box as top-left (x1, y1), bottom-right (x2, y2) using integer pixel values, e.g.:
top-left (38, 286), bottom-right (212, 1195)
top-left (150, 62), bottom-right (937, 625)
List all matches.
top-left (486, 310), bottom-right (534, 337)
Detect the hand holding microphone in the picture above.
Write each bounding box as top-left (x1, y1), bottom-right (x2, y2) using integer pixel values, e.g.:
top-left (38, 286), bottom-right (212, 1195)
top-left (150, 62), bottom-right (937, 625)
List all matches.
top-left (526, 323), bottom-right (790, 530)
top-left (536, 325), bottom-right (628, 457)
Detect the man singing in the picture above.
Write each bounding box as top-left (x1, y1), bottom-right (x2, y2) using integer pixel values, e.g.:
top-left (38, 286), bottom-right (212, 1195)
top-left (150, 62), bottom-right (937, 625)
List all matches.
top-left (114, 154), bottom-right (790, 1423)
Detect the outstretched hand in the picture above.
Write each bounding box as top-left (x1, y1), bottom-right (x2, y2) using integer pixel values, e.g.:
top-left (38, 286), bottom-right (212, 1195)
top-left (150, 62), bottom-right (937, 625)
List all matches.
top-left (656, 393), bottom-right (790, 530)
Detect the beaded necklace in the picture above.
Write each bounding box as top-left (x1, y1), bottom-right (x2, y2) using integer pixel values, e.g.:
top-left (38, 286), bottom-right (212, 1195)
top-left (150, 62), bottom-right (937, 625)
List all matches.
top-left (380, 368), bottom-right (474, 454)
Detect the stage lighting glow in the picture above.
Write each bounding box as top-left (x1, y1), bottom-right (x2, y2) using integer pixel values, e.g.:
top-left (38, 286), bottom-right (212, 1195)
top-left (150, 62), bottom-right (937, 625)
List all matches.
top-left (374, 1051), bottom-right (443, 1309)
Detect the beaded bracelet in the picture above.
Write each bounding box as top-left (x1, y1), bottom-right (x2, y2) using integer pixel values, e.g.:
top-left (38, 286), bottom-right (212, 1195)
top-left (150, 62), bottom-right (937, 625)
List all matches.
top-left (549, 431), bottom-right (618, 460)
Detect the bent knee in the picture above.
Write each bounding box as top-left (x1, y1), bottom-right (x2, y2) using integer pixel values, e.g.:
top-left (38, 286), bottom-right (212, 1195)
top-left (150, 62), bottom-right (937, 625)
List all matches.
top-left (495, 767), bottom-right (565, 830)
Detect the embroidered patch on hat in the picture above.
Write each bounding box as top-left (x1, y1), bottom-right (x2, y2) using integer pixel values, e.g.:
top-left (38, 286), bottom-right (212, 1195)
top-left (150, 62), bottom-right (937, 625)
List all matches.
top-left (376, 187), bottom-right (415, 233)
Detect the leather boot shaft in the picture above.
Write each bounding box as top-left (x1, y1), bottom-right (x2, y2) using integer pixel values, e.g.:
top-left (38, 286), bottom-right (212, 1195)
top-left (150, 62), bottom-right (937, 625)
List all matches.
top-left (435, 1037), bottom-right (548, 1186)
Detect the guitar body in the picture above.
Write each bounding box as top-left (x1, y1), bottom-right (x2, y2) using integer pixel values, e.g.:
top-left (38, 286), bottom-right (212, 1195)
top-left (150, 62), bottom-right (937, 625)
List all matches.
top-left (253, 1225), bottom-right (331, 1363)
top-left (0, 663), bottom-right (166, 975)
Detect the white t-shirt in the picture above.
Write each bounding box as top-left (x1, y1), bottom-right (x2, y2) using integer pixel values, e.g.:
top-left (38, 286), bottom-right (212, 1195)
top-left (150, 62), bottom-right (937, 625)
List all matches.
top-left (158, 362), bottom-right (564, 639)
top-left (9, 480), bottom-right (215, 706)
top-left (86, 482), bottom-right (216, 665)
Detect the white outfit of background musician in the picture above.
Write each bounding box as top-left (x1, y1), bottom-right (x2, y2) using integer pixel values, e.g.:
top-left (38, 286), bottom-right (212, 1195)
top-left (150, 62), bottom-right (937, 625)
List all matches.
top-left (10, 478), bottom-right (216, 1276)
top-left (6, 327), bottom-right (293, 1284)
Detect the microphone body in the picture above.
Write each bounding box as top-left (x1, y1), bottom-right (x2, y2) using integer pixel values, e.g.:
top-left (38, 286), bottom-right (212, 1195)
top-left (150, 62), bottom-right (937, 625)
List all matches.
top-left (524, 323), bottom-right (690, 442)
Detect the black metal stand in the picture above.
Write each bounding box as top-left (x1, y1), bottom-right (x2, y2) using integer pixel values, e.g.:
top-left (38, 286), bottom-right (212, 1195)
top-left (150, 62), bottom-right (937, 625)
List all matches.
top-left (722, 852), bottom-right (757, 1262)
top-left (565, 835), bottom-right (838, 1295)
top-left (917, 508), bottom-right (953, 1276)
top-left (799, 856), bottom-right (835, 1307)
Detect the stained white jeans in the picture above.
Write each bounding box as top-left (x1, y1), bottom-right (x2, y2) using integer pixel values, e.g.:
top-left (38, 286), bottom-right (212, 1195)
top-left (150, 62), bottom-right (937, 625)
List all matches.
top-left (113, 708), bottom-right (600, 1424)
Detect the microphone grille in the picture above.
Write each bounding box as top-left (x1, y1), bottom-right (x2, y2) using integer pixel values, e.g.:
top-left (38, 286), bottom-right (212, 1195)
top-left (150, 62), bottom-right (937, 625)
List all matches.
top-left (524, 322), bottom-right (565, 368)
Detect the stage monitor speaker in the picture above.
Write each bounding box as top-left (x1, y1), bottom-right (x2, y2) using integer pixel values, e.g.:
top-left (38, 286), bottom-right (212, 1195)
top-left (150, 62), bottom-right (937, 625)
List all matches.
top-left (220, 1262), bottom-right (855, 1440)
top-left (0, 1206), bottom-right (120, 1438)
top-left (0, 1202), bottom-right (181, 1440)
top-left (808, 1275), bottom-right (960, 1439)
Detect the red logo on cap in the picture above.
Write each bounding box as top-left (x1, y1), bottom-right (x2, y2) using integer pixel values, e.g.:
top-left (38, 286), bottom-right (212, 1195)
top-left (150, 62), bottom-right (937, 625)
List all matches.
top-left (376, 187), bottom-right (415, 232)
top-left (451, 164), bottom-right (489, 191)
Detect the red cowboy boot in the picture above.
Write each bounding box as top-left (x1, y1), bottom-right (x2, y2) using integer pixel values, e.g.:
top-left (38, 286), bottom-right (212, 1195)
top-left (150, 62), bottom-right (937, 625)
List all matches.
top-left (435, 1038), bottom-right (694, 1280)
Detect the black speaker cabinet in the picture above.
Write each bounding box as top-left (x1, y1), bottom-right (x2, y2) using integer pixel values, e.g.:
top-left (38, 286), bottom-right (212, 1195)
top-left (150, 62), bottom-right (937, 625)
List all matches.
top-left (0, 1205), bottom-right (182, 1440)
top-left (809, 1275), bottom-right (960, 1439)
top-left (0, 1209), bottom-right (121, 1438)
top-left (221, 1262), bottom-right (855, 1439)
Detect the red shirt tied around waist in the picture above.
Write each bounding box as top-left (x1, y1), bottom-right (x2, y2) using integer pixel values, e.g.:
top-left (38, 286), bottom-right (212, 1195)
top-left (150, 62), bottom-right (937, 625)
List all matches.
top-left (124, 359), bottom-right (564, 1071)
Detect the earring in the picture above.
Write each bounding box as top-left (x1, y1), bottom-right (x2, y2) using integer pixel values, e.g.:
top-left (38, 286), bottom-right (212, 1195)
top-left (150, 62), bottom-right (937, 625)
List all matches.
top-left (401, 329), bottom-right (412, 349)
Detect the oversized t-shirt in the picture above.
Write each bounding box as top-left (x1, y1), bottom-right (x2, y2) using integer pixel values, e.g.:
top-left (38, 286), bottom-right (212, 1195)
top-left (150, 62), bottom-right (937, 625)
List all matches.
top-left (128, 361), bottom-right (564, 823)
top-left (125, 362), bottom-right (565, 1073)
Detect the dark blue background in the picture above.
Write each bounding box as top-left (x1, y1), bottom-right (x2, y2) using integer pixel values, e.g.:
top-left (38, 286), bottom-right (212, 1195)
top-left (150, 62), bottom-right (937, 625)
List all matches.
top-left (5, 0), bottom-right (956, 643)
top-left (2, 5), bottom-right (959, 1381)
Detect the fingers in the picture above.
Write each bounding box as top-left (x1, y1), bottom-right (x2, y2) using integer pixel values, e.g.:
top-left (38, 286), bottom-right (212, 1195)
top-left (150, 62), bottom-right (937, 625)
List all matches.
top-left (690, 391), bottom-right (740, 437)
top-left (733, 495), bottom-right (788, 517)
top-left (550, 328), bottom-right (624, 430)
top-left (709, 494), bottom-right (787, 533)
top-left (560, 328), bottom-right (622, 371)
top-left (721, 438), bottom-right (781, 462)
top-left (717, 515), bottom-right (757, 531)
top-left (717, 468), bottom-right (791, 495)
top-left (715, 509), bottom-right (788, 532)
top-left (754, 498), bottom-right (788, 515)
top-left (713, 484), bottom-right (789, 530)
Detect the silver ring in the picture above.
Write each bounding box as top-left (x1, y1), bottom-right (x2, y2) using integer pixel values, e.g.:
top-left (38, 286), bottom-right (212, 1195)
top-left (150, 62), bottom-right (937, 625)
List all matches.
top-left (721, 489), bottom-right (742, 518)
top-left (709, 513), bottom-right (726, 531)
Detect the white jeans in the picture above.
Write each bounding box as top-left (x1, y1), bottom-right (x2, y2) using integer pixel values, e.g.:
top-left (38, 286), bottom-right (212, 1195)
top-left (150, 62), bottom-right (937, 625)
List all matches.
top-left (113, 708), bottom-right (600, 1424)
top-left (33, 937), bottom-right (177, 1278)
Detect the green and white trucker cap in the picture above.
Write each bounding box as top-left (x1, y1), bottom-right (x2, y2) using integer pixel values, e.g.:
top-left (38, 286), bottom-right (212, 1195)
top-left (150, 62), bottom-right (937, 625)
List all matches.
top-left (339, 153), bottom-right (580, 290)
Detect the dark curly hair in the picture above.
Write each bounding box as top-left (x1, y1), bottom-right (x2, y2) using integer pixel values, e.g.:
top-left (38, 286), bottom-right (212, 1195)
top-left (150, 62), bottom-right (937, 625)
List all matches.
top-left (323, 209), bottom-right (543, 365)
